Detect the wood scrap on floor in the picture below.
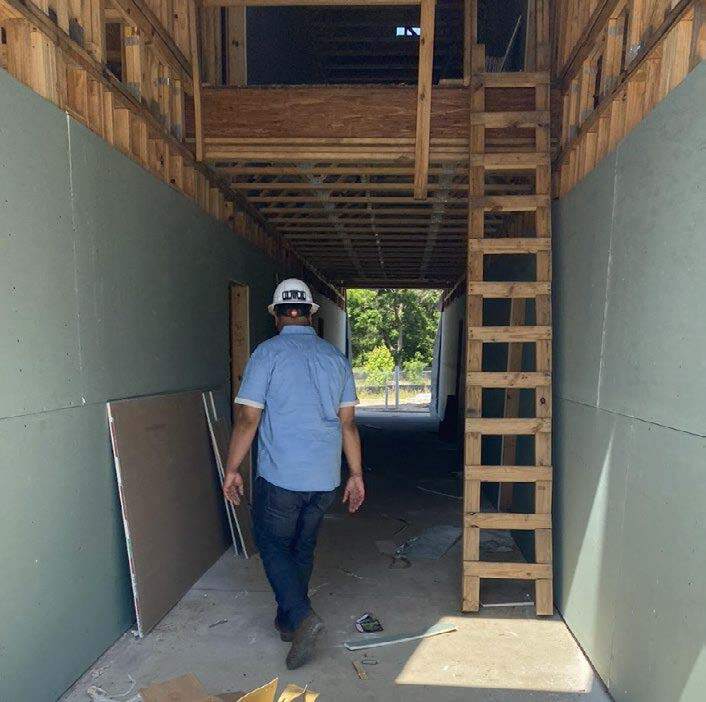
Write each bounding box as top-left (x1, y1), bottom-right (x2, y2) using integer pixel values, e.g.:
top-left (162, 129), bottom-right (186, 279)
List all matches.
top-left (351, 661), bottom-right (367, 681)
top-left (107, 391), bottom-right (229, 637)
top-left (202, 391), bottom-right (257, 558)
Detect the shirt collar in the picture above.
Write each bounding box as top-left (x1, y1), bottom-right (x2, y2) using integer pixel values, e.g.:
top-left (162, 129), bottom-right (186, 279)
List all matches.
top-left (280, 325), bottom-right (316, 336)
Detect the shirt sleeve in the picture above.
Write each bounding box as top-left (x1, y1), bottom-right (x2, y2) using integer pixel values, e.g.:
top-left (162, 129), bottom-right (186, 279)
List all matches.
top-left (234, 345), bottom-right (271, 409)
top-left (339, 360), bottom-right (359, 408)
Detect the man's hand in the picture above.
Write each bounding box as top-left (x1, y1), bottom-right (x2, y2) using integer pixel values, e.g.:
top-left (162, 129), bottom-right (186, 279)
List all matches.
top-left (342, 475), bottom-right (365, 513)
top-left (223, 471), bottom-right (245, 506)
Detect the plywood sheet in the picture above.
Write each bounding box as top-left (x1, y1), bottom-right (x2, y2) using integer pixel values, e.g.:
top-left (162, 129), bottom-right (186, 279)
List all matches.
top-left (108, 391), bottom-right (228, 636)
top-left (187, 86), bottom-right (536, 140)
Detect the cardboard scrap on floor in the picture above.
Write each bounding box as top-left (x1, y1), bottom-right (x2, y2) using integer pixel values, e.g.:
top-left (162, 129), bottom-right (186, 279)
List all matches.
top-left (140, 674), bottom-right (317, 702)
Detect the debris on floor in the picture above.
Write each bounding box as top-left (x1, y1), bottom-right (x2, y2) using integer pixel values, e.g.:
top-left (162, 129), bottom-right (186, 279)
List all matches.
top-left (209, 618), bottom-right (229, 629)
top-left (338, 567), bottom-right (363, 580)
top-left (394, 525), bottom-right (462, 560)
top-left (86, 687), bottom-right (140, 702)
top-left (416, 476), bottom-right (463, 500)
top-left (378, 513), bottom-right (409, 536)
top-left (87, 673), bottom-right (319, 702)
top-left (480, 529), bottom-right (516, 554)
top-left (388, 554), bottom-right (411, 569)
top-left (355, 612), bottom-right (383, 633)
top-left (351, 661), bottom-right (367, 681)
top-left (344, 621), bottom-right (457, 651)
top-left (416, 485), bottom-right (463, 500)
top-left (307, 581), bottom-right (329, 596)
top-left (90, 664), bottom-right (112, 680)
top-left (374, 539), bottom-right (396, 556)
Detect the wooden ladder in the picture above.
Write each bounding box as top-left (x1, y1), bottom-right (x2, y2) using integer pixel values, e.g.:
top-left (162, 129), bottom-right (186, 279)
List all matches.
top-left (462, 45), bottom-right (553, 616)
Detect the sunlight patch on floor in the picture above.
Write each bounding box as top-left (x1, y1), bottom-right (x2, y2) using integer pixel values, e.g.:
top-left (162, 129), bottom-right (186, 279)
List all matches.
top-left (395, 616), bottom-right (595, 692)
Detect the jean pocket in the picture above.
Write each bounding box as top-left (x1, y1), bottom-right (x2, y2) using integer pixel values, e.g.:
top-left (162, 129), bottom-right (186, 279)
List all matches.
top-left (266, 482), bottom-right (301, 515)
top-left (315, 488), bottom-right (337, 513)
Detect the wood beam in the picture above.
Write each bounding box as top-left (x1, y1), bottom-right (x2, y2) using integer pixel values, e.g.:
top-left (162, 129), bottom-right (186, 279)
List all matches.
top-left (109, 0), bottom-right (194, 90)
top-left (413, 0), bottom-right (436, 200)
top-left (202, 0), bottom-right (420, 6)
top-left (188, 0), bottom-right (204, 161)
top-left (226, 4), bottom-right (247, 85)
top-left (557, 0), bottom-right (622, 89)
top-left (187, 85), bottom-right (538, 142)
top-left (555, 0), bottom-right (696, 169)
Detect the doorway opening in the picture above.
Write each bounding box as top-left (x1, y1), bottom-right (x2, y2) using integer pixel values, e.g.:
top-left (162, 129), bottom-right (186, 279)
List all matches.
top-left (347, 288), bottom-right (440, 413)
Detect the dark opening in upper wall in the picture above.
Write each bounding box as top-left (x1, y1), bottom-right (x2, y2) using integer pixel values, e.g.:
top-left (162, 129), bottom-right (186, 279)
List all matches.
top-left (247, 3), bottom-right (461, 85)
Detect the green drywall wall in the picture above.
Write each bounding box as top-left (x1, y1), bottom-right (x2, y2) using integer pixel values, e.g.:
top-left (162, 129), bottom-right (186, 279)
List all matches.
top-left (553, 63), bottom-right (706, 702)
top-left (0, 70), bottom-right (285, 701)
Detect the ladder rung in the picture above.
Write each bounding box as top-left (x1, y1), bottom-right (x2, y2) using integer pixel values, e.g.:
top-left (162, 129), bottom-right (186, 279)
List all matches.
top-left (470, 153), bottom-right (550, 170)
top-left (468, 237), bottom-right (550, 254)
top-left (466, 371), bottom-right (551, 387)
top-left (470, 195), bottom-right (547, 212)
top-left (465, 513), bottom-right (551, 530)
top-left (474, 71), bottom-right (551, 88)
top-left (467, 282), bottom-right (550, 297)
top-left (466, 466), bottom-right (553, 482)
top-left (468, 326), bottom-right (552, 342)
top-left (465, 417), bottom-right (551, 435)
top-left (464, 562), bottom-right (552, 580)
top-left (470, 111), bottom-right (550, 128)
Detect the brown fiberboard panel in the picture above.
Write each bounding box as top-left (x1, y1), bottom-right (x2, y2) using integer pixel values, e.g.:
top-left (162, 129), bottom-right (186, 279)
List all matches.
top-left (108, 391), bottom-right (228, 636)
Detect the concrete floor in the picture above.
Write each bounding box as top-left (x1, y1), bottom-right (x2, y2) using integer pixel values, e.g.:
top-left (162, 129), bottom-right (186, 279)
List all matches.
top-left (61, 411), bottom-right (611, 702)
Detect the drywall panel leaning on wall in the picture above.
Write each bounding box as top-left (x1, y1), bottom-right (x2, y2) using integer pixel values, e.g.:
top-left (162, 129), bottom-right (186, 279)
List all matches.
top-left (108, 390), bottom-right (229, 636)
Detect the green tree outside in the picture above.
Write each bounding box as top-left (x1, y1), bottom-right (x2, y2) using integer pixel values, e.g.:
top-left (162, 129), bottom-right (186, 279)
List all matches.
top-left (362, 345), bottom-right (395, 386)
top-left (347, 289), bottom-right (441, 369)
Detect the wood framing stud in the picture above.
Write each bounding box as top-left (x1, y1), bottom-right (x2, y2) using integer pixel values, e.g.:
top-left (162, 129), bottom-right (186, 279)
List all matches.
top-left (188, 0), bottom-right (204, 161)
top-left (413, 0), bottom-right (436, 200)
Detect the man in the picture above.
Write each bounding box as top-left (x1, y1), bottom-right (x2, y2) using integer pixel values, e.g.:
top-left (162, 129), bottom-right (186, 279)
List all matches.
top-left (223, 278), bottom-right (364, 670)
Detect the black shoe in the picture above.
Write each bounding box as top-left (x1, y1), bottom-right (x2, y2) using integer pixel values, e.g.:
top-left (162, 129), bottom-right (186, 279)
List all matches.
top-left (286, 612), bottom-right (324, 670)
top-left (274, 616), bottom-right (294, 643)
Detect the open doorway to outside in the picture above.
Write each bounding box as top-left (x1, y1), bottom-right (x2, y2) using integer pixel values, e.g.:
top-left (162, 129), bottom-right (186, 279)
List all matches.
top-left (347, 288), bottom-right (440, 413)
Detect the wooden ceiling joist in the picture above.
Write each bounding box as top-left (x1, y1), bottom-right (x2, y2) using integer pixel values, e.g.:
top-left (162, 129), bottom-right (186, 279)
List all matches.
top-left (202, 0), bottom-right (420, 6)
top-left (189, 78), bottom-right (539, 285)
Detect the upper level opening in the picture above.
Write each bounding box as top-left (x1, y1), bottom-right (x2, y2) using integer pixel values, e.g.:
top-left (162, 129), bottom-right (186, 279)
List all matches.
top-left (200, 0), bottom-right (529, 87)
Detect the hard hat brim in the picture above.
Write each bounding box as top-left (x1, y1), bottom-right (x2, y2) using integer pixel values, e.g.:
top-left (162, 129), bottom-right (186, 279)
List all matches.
top-left (268, 302), bottom-right (319, 316)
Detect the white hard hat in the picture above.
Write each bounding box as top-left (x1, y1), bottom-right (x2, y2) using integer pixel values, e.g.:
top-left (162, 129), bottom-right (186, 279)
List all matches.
top-left (268, 278), bottom-right (319, 316)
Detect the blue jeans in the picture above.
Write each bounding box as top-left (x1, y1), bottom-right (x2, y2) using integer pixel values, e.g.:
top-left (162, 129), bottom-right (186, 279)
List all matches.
top-left (252, 476), bottom-right (337, 631)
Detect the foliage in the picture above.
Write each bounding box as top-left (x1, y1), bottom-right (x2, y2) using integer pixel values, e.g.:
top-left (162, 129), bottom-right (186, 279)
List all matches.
top-left (347, 288), bottom-right (440, 368)
top-left (362, 345), bottom-right (395, 387)
top-left (402, 357), bottom-right (426, 383)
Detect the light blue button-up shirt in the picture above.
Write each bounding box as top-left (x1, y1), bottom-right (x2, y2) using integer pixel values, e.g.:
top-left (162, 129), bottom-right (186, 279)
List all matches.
top-left (234, 325), bottom-right (358, 492)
